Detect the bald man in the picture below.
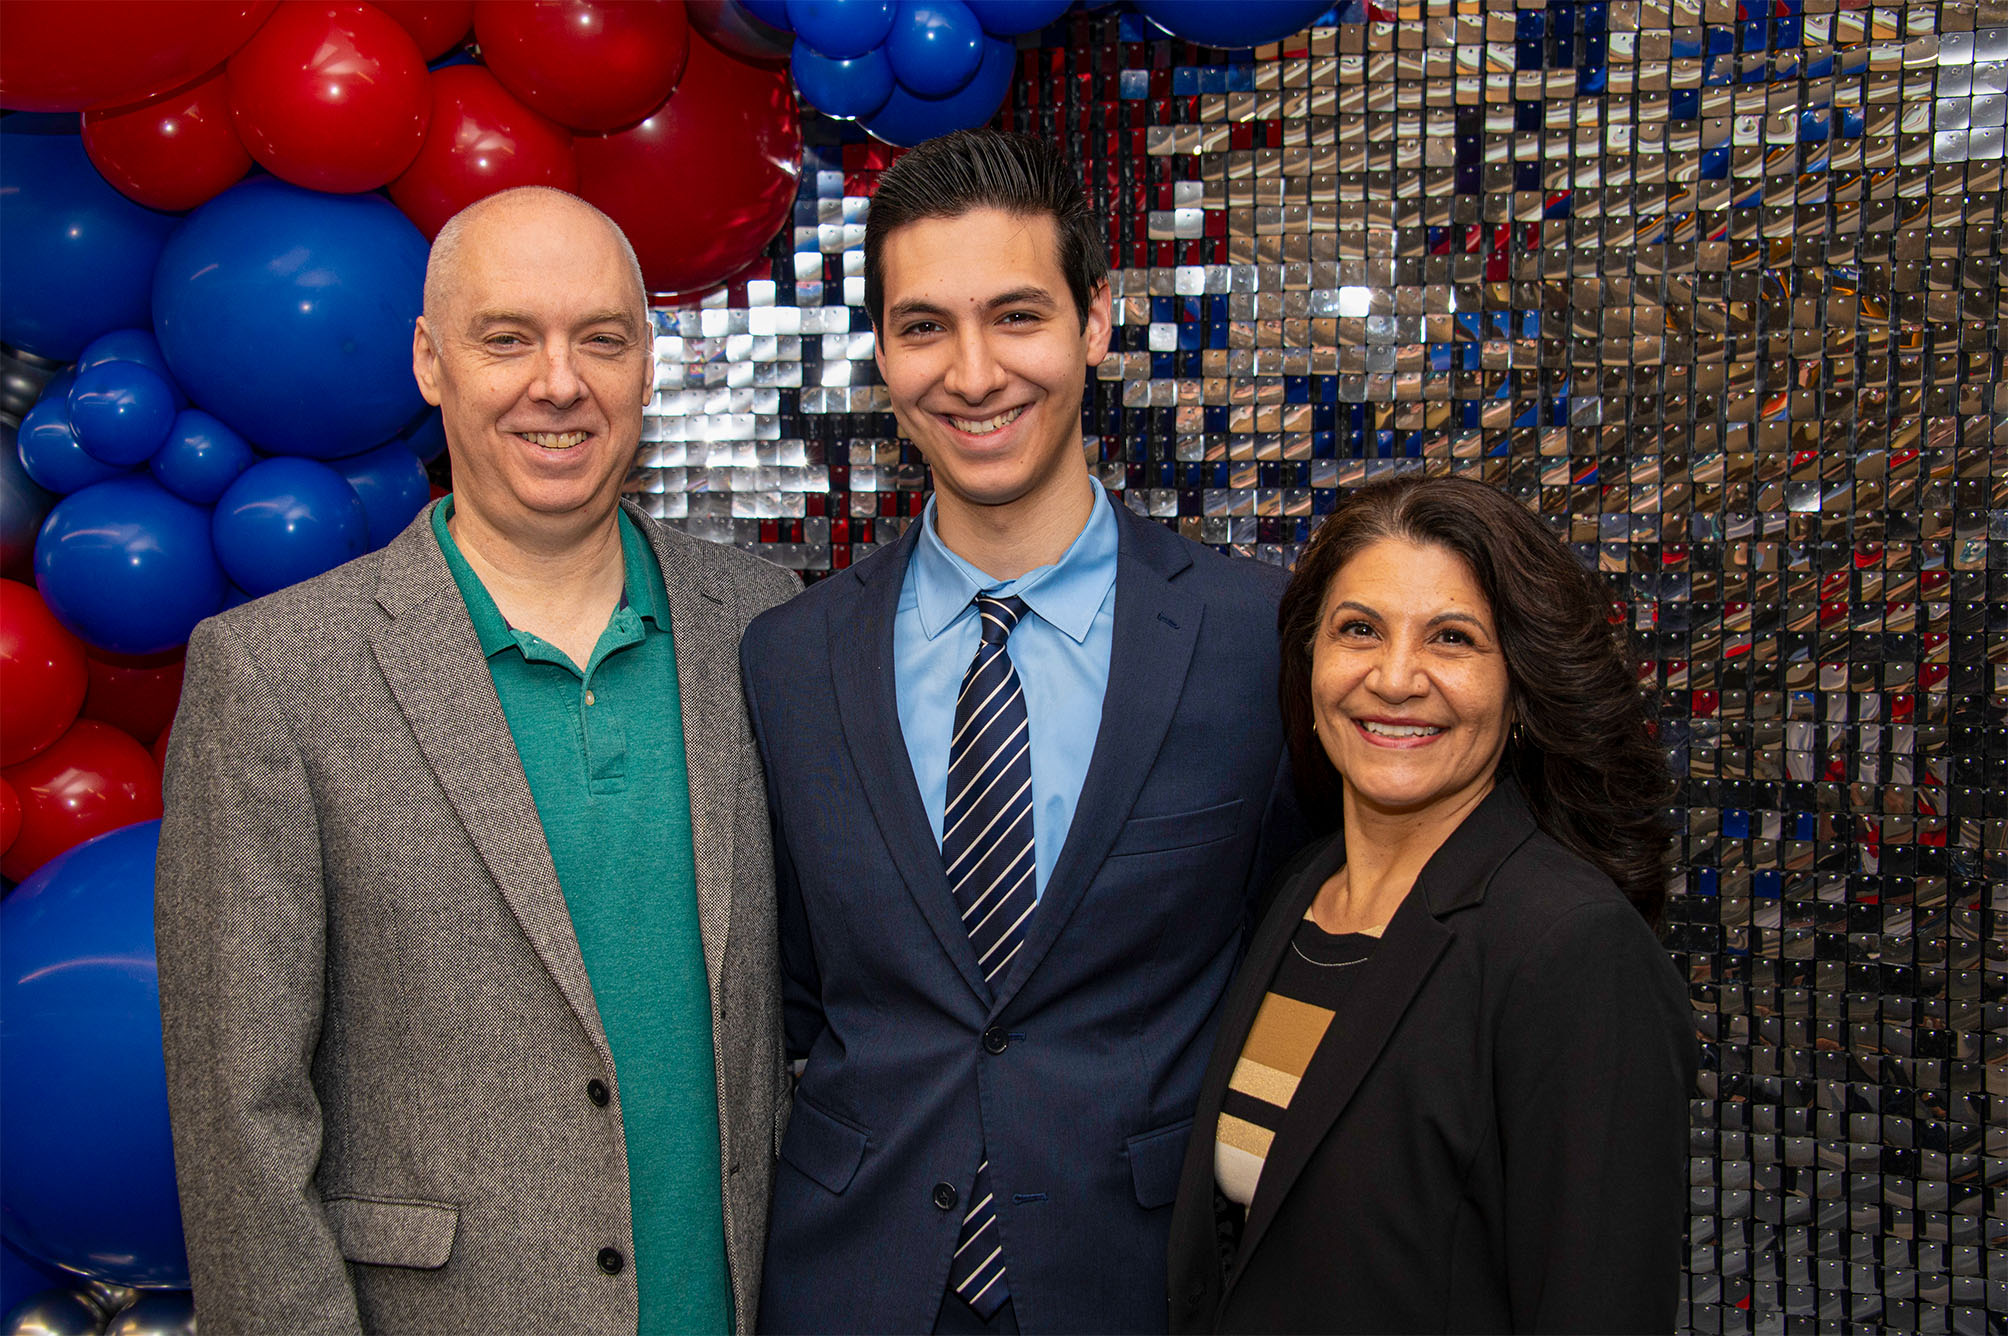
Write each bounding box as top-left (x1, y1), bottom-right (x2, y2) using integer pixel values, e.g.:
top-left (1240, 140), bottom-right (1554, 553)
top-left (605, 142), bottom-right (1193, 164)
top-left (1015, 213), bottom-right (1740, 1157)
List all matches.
top-left (156, 188), bottom-right (798, 1336)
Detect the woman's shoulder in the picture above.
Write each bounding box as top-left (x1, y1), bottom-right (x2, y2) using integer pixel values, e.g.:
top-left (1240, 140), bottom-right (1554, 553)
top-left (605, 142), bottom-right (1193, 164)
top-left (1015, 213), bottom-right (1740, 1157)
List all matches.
top-left (1475, 826), bottom-right (1667, 963)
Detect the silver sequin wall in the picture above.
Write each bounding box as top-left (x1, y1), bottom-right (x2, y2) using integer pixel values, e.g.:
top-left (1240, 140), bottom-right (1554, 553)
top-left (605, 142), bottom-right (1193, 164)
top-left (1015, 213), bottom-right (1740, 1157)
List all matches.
top-left (631, 3), bottom-right (2008, 1331)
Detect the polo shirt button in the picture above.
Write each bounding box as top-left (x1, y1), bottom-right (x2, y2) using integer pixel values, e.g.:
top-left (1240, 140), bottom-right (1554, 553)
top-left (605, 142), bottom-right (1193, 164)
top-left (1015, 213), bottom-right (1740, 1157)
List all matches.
top-left (584, 690), bottom-right (596, 706)
top-left (587, 1078), bottom-right (609, 1107)
top-left (982, 1027), bottom-right (1008, 1054)
top-left (932, 1182), bottom-right (958, 1210)
top-left (597, 1246), bottom-right (624, 1275)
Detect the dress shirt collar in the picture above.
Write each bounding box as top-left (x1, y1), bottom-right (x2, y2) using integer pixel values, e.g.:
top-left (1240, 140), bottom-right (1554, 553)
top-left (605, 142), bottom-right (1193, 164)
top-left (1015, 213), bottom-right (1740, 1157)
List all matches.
top-left (910, 478), bottom-right (1119, 645)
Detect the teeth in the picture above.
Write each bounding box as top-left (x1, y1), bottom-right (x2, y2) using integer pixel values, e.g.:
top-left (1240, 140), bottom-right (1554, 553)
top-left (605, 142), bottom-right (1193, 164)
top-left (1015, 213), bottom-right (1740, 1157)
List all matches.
top-left (949, 406), bottom-right (1026, 435)
top-left (521, 431), bottom-right (588, 449)
top-left (1362, 721), bottom-right (1443, 738)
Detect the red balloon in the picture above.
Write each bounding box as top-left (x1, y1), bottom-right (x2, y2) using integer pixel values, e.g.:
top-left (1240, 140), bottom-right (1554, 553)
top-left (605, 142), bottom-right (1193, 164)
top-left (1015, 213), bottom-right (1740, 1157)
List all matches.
top-left (81, 652), bottom-right (186, 748)
top-left (388, 66), bottom-right (579, 240)
top-left (83, 68), bottom-right (253, 212)
top-left (228, 2), bottom-right (431, 192)
top-left (574, 30), bottom-right (799, 297)
top-left (151, 721), bottom-right (173, 772)
top-left (372, 0), bottom-right (475, 60)
top-left (476, 0), bottom-right (691, 133)
top-left (0, 580), bottom-right (88, 768)
top-left (0, 0), bottom-right (276, 113)
top-left (0, 718), bottom-right (162, 883)
top-left (0, 777), bottom-right (19, 857)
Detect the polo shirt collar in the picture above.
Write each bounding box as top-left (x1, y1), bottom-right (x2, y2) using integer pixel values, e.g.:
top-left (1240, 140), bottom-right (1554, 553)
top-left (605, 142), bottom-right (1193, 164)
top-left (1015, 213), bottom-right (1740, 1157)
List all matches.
top-left (911, 477), bottom-right (1118, 646)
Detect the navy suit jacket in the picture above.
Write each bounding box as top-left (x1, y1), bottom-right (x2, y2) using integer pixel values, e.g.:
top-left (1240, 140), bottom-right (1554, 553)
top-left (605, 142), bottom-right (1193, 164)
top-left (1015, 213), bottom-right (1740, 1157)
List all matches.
top-left (741, 496), bottom-right (1298, 1335)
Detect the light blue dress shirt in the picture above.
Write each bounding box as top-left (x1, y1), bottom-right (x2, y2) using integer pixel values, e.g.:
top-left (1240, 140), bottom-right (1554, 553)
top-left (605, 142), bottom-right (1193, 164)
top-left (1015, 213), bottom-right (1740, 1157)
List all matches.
top-left (894, 479), bottom-right (1120, 900)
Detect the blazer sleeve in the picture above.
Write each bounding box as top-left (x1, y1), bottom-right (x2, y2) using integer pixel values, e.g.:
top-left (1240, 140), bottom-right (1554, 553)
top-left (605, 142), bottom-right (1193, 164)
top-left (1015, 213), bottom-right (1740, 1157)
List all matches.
top-left (154, 617), bottom-right (364, 1336)
top-left (1493, 898), bottom-right (1697, 1334)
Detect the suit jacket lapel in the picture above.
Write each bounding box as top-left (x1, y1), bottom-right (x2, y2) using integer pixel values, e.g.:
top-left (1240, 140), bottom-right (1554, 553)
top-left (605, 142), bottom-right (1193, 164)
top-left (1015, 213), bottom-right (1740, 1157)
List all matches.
top-left (368, 506), bottom-right (610, 1060)
top-left (828, 525), bottom-right (993, 1005)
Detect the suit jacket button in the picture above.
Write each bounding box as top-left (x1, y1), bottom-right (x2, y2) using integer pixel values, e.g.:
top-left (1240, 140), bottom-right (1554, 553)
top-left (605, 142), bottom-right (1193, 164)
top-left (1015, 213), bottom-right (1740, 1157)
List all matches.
top-left (597, 1247), bottom-right (625, 1275)
top-left (982, 1027), bottom-right (1008, 1054)
top-left (587, 1078), bottom-right (610, 1107)
top-left (932, 1182), bottom-right (958, 1210)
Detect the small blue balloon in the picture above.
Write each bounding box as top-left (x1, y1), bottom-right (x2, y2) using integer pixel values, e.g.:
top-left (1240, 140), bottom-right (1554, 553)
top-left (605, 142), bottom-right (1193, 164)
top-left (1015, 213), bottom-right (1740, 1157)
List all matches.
top-left (1132, 0), bottom-right (1331, 47)
top-left (336, 442), bottom-right (431, 551)
top-left (865, 34), bottom-right (1016, 147)
top-left (963, 0), bottom-right (1071, 34)
top-left (786, 0), bottom-right (895, 59)
top-left (16, 387), bottom-right (126, 496)
top-left (211, 457), bottom-right (369, 598)
top-left (75, 327), bottom-right (188, 408)
top-left (0, 821), bottom-right (189, 1289)
top-left (150, 410), bottom-right (256, 506)
top-left (792, 43), bottom-right (896, 119)
top-left (396, 409), bottom-right (447, 464)
top-left (887, 1), bottom-right (985, 96)
top-left (34, 476), bottom-right (227, 655)
top-left (740, 0), bottom-right (794, 28)
top-left (67, 362), bottom-right (177, 468)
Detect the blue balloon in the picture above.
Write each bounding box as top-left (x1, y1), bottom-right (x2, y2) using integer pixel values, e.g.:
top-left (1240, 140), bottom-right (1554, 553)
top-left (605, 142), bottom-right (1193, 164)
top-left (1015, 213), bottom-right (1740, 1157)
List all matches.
top-left (395, 408), bottom-right (447, 464)
top-left (791, 43), bottom-right (896, 119)
top-left (786, 0), bottom-right (895, 58)
top-left (0, 821), bottom-right (189, 1289)
top-left (963, 0), bottom-right (1071, 34)
top-left (741, 0), bottom-right (794, 27)
top-left (0, 122), bottom-right (176, 362)
top-left (336, 442), bottom-right (431, 551)
top-left (75, 327), bottom-right (188, 408)
top-left (150, 410), bottom-right (256, 506)
top-left (152, 178), bottom-right (428, 460)
top-left (887, 1), bottom-right (985, 96)
top-left (67, 362), bottom-right (177, 468)
top-left (34, 476), bottom-right (227, 655)
top-left (864, 34), bottom-right (1015, 147)
top-left (16, 384), bottom-right (127, 496)
top-left (1, 1238), bottom-right (68, 1319)
top-left (0, 421), bottom-right (55, 580)
top-left (211, 457), bottom-right (369, 597)
top-left (1132, 0), bottom-right (1330, 46)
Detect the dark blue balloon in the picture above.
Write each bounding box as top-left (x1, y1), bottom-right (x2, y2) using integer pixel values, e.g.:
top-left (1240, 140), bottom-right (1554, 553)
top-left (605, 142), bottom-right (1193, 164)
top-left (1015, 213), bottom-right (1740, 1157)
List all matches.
top-left (1, 1238), bottom-right (68, 1319)
top-left (395, 408), bottom-right (447, 464)
top-left (0, 821), bottom-right (189, 1288)
top-left (963, 0), bottom-right (1071, 34)
top-left (740, 0), bottom-right (794, 28)
top-left (34, 476), bottom-right (227, 655)
top-left (152, 178), bottom-right (428, 460)
top-left (0, 421), bottom-right (55, 580)
top-left (67, 362), bottom-right (177, 468)
top-left (791, 43), bottom-right (896, 119)
top-left (211, 457), bottom-right (369, 597)
top-left (786, 0), bottom-right (895, 58)
top-left (74, 327), bottom-right (188, 408)
top-left (1132, 0), bottom-right (1330, 46)
top-left (0, 123), bottom-right (176, 362)
top-left (887, 1), bottom-right (984, 96)
top-left (16, 384), bottom-right (127, 496)
top-left (150, 410), bottom-right (256, 506)
top-left (864, 34), bottom-right (1015, 147)
top-left (336, 442), bottom-right (431, 550)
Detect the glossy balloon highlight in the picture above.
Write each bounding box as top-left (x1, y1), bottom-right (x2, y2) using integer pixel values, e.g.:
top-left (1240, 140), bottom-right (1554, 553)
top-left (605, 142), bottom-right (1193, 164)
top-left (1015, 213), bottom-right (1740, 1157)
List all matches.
top-left (82, 69), bottom-right (252, 213)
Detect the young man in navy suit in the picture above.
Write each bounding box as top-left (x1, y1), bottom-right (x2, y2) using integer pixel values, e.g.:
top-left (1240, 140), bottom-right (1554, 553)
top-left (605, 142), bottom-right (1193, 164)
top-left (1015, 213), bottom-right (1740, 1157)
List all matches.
top-left (742, 131), bottom-right (1297, 1335)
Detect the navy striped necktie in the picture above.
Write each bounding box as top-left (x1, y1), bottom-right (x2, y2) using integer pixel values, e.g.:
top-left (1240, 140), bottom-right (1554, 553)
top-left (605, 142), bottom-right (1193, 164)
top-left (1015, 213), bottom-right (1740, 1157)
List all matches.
top-left (942, 592), bottom-right (1035, 1318)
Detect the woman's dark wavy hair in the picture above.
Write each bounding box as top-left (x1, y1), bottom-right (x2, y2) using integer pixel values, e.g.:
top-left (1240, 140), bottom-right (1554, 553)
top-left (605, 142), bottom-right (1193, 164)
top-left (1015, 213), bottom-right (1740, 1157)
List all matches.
top-left (1277, 473), bottom-right (1676, 926)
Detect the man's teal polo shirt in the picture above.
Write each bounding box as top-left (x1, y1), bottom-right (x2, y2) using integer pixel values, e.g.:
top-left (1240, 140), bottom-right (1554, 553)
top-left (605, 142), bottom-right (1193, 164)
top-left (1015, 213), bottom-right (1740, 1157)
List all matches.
top-left (433, 499), bottom-right (730, 1335)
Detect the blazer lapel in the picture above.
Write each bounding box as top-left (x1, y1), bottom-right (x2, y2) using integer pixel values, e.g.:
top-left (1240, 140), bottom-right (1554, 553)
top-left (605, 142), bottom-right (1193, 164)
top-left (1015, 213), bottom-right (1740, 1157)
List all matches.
top-left (991, 501), bottom-right (1199, 1011)
top-left (828, 526), bottom-right (993, 1005)
top-left (368, 505), bottom-right (610, 1060)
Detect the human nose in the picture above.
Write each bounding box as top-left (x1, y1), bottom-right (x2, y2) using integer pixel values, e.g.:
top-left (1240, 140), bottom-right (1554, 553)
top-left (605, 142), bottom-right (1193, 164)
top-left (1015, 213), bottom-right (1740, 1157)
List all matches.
top-left (941, 327), bottom-right (1007, 404)
top-left (529, 337), bottom-right (584, 408)
top-left (1365, 634), bottom-right (1427, 701)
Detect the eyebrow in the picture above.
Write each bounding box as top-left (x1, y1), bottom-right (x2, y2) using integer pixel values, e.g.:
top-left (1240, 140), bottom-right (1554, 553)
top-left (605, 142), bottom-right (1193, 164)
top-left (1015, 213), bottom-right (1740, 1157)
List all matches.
top-left (886, 285), bottom-right (1061, 325)
top-left (1329, 599), bottom-right (1490, 630)
top-left (467, 309), bottom-right (640, 334)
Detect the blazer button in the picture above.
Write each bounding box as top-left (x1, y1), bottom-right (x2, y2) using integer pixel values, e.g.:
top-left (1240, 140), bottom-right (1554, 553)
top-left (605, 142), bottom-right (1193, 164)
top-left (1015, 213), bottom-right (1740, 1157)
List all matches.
top-left (932, 1182), bottom-right (958, 1210)
top-left (587, 1079), bottom-right (610, 1107)
top-left (597, 1247), bottom-right (625, 1275)
top-left (982, 1027), bottom-right (1008, 1054)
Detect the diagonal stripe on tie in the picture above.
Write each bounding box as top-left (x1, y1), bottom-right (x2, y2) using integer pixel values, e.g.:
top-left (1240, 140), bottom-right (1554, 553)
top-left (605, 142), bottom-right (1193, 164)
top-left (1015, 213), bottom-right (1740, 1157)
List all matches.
top-left (942, 594), bottom-right (1034, 1321)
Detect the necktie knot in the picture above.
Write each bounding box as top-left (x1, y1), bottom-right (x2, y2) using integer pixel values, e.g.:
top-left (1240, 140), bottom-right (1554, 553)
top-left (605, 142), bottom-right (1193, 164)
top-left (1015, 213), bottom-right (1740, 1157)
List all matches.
top-left (974, 594), bottom-right (1027, 648)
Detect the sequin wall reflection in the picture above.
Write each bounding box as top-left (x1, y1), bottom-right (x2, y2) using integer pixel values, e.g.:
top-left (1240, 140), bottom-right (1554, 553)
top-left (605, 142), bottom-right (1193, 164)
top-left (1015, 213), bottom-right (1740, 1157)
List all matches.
top-left (636, 4), bottom-right (2008, 1331)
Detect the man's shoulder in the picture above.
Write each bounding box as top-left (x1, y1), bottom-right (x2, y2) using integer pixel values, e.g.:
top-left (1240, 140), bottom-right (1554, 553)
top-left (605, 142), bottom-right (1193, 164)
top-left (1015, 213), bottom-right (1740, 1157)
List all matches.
top-left (199, 545), bottom-right (392, 655)
top-left (1115, 504), bottom-right (1291, 606)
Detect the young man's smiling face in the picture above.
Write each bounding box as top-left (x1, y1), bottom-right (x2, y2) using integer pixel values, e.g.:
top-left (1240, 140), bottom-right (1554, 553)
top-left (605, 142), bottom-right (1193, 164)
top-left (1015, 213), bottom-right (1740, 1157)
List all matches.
top-left (873, 206), bottom-right (1111, 539)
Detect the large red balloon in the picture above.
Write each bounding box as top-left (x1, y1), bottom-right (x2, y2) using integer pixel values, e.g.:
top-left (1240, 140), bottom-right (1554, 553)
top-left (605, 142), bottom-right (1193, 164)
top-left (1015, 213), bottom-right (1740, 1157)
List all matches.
top-left (476, 0), bottom-right (691, 133)
top-left (228, 2), bottom-right (431, 193)
top-left (0, 580), bottom-right (88, 768)
top-left (81, 652), bottom-right (186, 748)
top-left (83, 68), bottom-right (253, 213)
top-left (0, 777), bottom-right (18, 857)
top-left (372, 0), bottom-right (476, 60)
top-left (0, 0), bottom-right (277, 113)
top-left (388, 66), bottom-right (579, 240)
top-left (574, 30), bottom-right (799, 297)
top-left (0, 718), bottom-right (162, 883)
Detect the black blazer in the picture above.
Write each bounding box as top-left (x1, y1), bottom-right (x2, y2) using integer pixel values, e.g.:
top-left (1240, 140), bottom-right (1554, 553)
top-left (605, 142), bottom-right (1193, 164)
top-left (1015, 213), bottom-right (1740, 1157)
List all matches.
top-left (1167, 781), bottom-right (1697, 1334)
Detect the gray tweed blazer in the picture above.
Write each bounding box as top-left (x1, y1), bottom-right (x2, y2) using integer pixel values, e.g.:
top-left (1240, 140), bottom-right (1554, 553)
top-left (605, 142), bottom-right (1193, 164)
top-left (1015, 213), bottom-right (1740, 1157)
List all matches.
top-left (155, 499), bottom-right (799, 1335)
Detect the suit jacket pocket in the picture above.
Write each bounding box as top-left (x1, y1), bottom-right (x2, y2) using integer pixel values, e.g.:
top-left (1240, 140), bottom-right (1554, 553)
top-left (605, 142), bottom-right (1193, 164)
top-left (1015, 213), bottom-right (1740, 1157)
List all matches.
top-left (1106, 799), bottom-right (1244, 858)
top-left (779, 1095), bottom-right (869, 1195)
top-left (1126, 1119), bottom-right (1194, 1209)
top-left (324, 1195), bottom-right (460, 1270)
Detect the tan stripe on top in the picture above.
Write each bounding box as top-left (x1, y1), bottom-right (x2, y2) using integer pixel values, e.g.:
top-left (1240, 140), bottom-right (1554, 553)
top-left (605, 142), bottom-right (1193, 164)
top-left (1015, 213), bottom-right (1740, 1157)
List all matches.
top-left (1237, 991), bottom-right (1335, 1078)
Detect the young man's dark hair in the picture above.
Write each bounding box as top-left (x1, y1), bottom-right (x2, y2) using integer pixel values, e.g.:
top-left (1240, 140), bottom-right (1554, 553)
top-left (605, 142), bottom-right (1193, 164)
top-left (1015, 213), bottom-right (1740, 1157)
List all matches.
top-left (862, 128), bottom-right (1110, 331)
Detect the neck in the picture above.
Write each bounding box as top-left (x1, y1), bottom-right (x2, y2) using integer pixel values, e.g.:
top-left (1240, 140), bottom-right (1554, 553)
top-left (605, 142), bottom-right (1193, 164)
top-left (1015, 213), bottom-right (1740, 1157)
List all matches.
top-left (1332, 778), bottom-right (1496, 924)
top-left (933, 466), bottom-right (1096, 582)
top-left (448, 500), bottom-right (627, 657)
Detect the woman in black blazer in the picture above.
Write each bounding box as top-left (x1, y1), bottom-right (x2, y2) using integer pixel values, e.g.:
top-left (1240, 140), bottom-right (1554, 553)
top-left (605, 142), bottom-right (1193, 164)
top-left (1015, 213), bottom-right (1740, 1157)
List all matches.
top-left (1167, 475), bottom-right (1696, 1334)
